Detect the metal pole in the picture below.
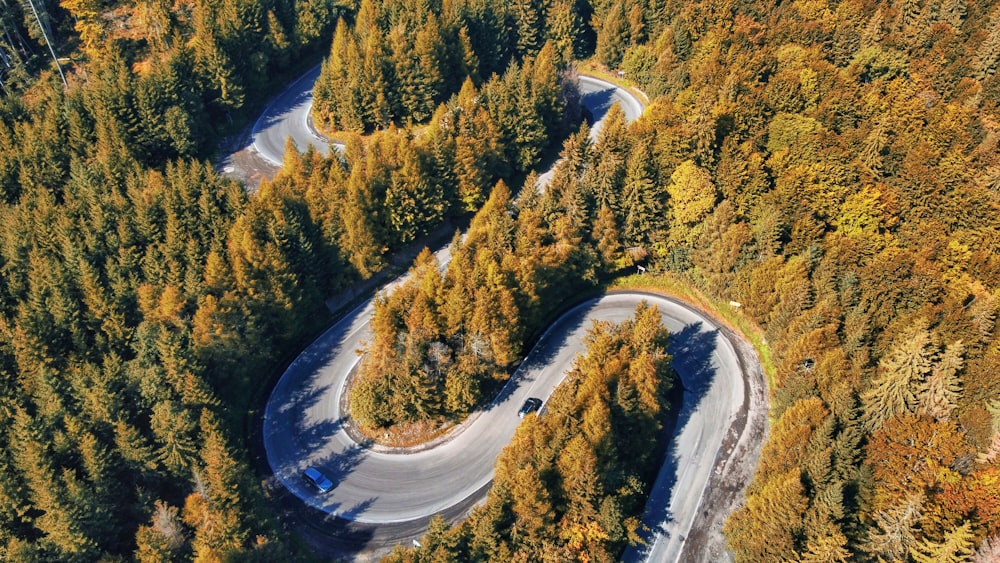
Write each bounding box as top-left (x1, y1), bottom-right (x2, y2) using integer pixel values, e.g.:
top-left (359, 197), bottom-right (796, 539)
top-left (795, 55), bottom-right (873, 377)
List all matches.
top-left (24, 0), bottom-right (67, 89)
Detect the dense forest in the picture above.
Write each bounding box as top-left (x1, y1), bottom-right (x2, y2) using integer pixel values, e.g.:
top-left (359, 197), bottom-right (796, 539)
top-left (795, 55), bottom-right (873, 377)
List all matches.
top-left (370, 0), bottom-right (1000, 559)
top-left (310, 0), bottom-right (588, 131)
top-left (0, 0), bottom-right (611, 559)
top-left (270, 46), bottom-right (572, 279)
top-left (2, 0), bottom-right (1000, 561)
top-left (0, 0), bottom-right (351, 557)
top-left (350, 162), bottom-right (606, 427)
top-left (350, 109), bottom-right (658, 429)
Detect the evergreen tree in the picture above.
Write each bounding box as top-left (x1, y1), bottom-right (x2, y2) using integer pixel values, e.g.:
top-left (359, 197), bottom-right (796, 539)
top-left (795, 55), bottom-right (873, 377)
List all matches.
top-left (861, 321), bottom-right (935, 431)
top-left (621, 141), bottom-right (662, 246)
top-left (917, 341), bottom-right (964, 422)
top-left (134, 500), bottom-right (191, 562)
top-left (910, 521), bottom-right (976, 563)
top-left (513, 0), bottom-right (547, 59)
top-left (547, 0), bottom-right (586, 64)
top-left (595, 1), bottom-right (629, 69)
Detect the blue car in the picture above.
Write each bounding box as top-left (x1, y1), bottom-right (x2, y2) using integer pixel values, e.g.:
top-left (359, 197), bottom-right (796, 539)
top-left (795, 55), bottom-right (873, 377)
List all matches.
top-left (303, 467), bottom-right (333, 493)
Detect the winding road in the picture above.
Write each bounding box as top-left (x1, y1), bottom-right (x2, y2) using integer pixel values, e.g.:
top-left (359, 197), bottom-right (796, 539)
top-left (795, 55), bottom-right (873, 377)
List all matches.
top-left (257, 71), bottom-right (763, 561)
top-left (249, 70), bottom-right (645, 165)
top-left (251, 65), bottom-right (334, 165)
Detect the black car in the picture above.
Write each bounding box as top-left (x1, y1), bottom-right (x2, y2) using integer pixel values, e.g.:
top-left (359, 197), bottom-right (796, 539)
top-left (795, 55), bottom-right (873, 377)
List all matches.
top-left (303, 467), bottom-right (333, 493)
top-left (518, 397), bottom-right (543, 418)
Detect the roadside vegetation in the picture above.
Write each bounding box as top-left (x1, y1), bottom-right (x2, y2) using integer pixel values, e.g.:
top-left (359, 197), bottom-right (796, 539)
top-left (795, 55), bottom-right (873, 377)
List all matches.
top-left (361, 0), bottom-right (1000, 559)
top-left (349, 108), bottom-right (660, 432)
top-left (1, 0), bottom-right (1000, 561)
top-left (383, 302), bottom-right (675, 563)
top-left (311, 0), bottom-right (590, 134)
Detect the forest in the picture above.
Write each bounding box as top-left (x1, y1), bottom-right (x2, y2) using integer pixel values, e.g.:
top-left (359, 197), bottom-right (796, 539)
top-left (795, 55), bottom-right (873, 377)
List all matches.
top-left (1, 0), bottom-right (1000, 561)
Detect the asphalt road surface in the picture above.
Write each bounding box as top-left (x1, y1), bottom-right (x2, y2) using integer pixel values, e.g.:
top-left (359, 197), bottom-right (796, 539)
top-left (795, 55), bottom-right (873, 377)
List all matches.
top-left (264, 288), bottom-right (745, 537)
top-left (579, 75), bottom-right (644, 135)
top-left (251, 65), bottom-right (335, 165)
top-left (259, 70), bottom-right (758, 561)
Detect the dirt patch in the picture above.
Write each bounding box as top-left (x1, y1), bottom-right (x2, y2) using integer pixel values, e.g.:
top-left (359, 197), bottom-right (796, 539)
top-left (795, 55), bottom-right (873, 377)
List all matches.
top-left (355, 418), bottom-right (457, 449)
top-left (216, 138), bottom-right (279, 191)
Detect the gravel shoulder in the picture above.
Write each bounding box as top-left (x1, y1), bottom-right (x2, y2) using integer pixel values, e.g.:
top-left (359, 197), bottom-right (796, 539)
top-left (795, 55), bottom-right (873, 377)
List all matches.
top-left (216, 133), bottom-right (279, 191)
top-left (680, 325), bottom-right (768, 563)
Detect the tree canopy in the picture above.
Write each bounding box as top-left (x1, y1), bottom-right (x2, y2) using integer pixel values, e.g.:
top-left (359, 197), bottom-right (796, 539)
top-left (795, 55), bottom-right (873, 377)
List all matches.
top-left (383, 302), bottom-right (675, 562)
top-left (2, 0), bottom-right (1000, 560)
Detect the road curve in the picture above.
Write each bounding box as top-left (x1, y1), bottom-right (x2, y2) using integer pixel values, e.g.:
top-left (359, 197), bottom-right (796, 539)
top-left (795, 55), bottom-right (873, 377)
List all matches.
top-left (261, 71), bottom-right (647, 519)
top-left (264, 289), bottom-right (745, 533)
top-left (578, 75), bottom-right (644, 136)
top-left (249, 71), bottom-right (643, 168)
top-left (259, 70), bottom-right (757, 560)
top-left (251, 65), bottom-right (337, 166)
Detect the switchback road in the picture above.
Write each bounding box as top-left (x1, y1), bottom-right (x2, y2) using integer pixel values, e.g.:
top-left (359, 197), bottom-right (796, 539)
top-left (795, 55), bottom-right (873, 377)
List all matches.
top-left (256, 70), bottom-right (765, 561)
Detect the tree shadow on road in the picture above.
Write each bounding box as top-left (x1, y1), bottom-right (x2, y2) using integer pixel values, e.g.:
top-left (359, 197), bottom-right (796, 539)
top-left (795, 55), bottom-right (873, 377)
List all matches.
top-left (581, 87), bottom-right (617, 124)
top-left (269, 304), bottom-right (366, 419)
top-left (263, 302), bottom-right (372, 501)
top-left (316, 442), bottom-right (368, 485)
top-left (623, 321), bottom-right (722, 562)
top-left (252, 73), bottom-right (316, 134)
top-left (483, 299), bottom-right (597, 412)
top-left (338, 497), bottom-right (377, 520)
top-left (295, 417), bottom-right (346, 458)
top-left (315, 496), bottom-right (377, 523)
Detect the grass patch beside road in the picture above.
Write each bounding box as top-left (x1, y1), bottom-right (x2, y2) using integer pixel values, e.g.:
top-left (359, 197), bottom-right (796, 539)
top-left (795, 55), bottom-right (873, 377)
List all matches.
top-left (575, 59), bottom-right (651, 105)
top-left (611, 273), bottom-right (777, 391)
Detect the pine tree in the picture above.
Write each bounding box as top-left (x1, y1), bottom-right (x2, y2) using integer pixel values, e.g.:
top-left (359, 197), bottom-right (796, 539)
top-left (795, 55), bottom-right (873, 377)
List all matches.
top-left (263, 10), bottom-right (292, 66)
top-left (666, 158), bottom-right (716, 247)
top-left (295, 0), bottom-right (337, 47)
top-left (314, 19), bottom-right (364, 132)
top-left (592, 205), bottom-right (623, 269)
top-left (11, 408), bottom-right (102, 560)
top-left (360, 29), bottom-right (393, 130)
top-left (975, 11), bottom-right (1000, 80)
top-left (354, 0), bottom-right (378, 44)
top-left (383, 134), bottom-right (441, 243)
top-left (621, 142), bottom-right (662, 246)
top-left (917, 341), bottom-right (964, 422)
top-left (588, 103), bottom-right (629, 212)
top-left (135, 500), bottom-right (190, 562)
top-left (724, 468), bottom-right (808, 562)
top-left (509, 463), bottom-right (556, 553)
top-left (413, 14), bottom-right (446, 119)
top-left (861, 321), bottom-right (935, 431)
top-left (513, 0), bottom-right (546, 59)
top-left (186, 410), bottom-right (252, 559)
top-left (61, 0), bottom-right (108, 62)
top-left (191, 7), bottom-right (245, 113)
top-left (150, 401), bottom-right (198, 477)
top-left (799, 520), bottom-right (851, 563)
top-left (691, 200), bottom-right (753, 297)
top-left (595, 1), bottom-right (629, 69)
top-left (530, 42), bottom-right (566, 136)
top-left (910, 521), bottom-right (976, 563)
top-left (457, 26), bottom-right (481, 84)
top-left (940, 0), bottom-right (967, 29)
top-left (979, 398), bottom-right (1000, 464)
